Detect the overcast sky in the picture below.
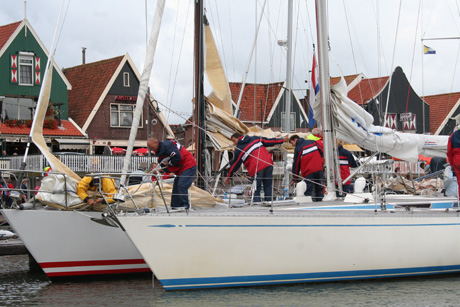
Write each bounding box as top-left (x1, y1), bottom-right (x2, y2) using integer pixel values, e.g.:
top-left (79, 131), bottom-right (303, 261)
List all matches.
top-left (2, 0), bottom-right (460, 124)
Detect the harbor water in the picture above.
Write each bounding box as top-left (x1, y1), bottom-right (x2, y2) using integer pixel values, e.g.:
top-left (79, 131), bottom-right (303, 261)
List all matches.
top-left (2, 255), bottom-right (460, 306)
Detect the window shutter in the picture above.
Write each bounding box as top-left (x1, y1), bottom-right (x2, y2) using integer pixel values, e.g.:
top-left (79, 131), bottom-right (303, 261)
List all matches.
top-left (11, 55), bottom-right (18, 83)
top-left (35, 57), bottom-right (41, 84)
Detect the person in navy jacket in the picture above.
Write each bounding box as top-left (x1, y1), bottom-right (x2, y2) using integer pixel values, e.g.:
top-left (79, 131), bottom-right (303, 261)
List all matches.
top-left (447, 126), bottom-right (460, 196)
top-left (337, 140), bottom-right (359, 197)
top-left (147, 137), bottom-right (197, 209)
top-left (289, 134), bottom-right (324, 201)
top-left (225, 133), bottom-right (287, 202)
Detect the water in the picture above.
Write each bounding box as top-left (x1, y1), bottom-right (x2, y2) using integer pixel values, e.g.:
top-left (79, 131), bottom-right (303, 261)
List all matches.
top-left (2, 255), bottom-right (460, 306)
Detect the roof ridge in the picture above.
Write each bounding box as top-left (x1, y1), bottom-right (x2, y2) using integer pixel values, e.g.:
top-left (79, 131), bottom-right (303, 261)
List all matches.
top-left (63, 55), bottom-right (124, 71)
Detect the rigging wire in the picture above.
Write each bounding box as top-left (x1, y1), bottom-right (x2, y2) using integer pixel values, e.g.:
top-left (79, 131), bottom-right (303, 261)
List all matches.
top-left (403, 1), bottom-right (422, 133)
top-left (165, 0), bottom-right (192, 123)
top-left (165, 0), bottom-right (181, 121)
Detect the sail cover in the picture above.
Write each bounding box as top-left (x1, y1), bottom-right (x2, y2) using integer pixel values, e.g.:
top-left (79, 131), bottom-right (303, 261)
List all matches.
top-left (315, 78), bottom-right (449, 162)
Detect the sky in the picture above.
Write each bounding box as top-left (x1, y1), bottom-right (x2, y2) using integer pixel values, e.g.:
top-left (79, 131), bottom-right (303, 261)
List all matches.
top-left (2, 0), bottom-right (460, 124)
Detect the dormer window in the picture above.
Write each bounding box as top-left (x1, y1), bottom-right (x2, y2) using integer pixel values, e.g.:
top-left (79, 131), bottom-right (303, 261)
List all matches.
top-left (18, 52), bottom-right (34, 86)
top-left (123, 72), bottom-right (130, 87)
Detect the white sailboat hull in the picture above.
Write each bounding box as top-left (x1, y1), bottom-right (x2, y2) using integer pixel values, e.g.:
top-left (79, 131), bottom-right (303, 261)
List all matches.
top-left (118, 205), bottom-right (460, 290)
top-left (2, 209), bottom-right (150, 278)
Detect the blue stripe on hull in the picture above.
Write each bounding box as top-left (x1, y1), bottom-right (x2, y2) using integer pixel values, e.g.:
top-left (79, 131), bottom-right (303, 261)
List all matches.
top-left (160, 265), bottom-right (460, 290)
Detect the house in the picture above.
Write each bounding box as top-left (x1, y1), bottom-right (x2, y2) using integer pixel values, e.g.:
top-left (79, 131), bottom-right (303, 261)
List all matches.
top-left (0, 19), bottom-right (86, 155)
top-left (229, 82), bottom-right (309, 133)
top-left (63, 54), bottom-right (174, 154)
top-left (423, 92), bottom-right (460, 135)
top-left (353, 67), bottom-right (430, 134)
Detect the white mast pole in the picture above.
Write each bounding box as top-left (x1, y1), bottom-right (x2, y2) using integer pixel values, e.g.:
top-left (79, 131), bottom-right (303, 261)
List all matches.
top-left (315, 0), bottom-right (336, 200)
top-left (120, 0), bottom-right (166, 184)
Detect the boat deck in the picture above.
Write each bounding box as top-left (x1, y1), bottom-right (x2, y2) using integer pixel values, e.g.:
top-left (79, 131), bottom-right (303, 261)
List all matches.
top-left (120, 194), bottom-right (460, 219)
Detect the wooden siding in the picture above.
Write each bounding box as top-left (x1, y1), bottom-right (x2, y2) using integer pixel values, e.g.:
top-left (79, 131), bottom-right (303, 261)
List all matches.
top-left (0, 25), bottom-right (68, 118)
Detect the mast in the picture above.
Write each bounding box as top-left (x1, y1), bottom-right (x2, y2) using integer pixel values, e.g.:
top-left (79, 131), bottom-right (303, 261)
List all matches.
top-left (282, 0), bottom-right (294, 191)
top-left (315, 0), bottom-right (336, 200)
top-left (194, 0), bottom-right (206, 190)
top-left (284, 0), bottom-right (293, 133)
top-left (120, 0), bottom-right (165, 184)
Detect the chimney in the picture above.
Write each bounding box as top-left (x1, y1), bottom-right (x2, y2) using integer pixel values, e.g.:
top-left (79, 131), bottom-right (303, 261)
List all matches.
top-left (82, 47), bottom-right (87, 64)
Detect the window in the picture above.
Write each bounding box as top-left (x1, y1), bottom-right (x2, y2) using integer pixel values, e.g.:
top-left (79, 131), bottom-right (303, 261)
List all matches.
top-left (280, 111), bottom-right (296, 132)
top-left (110, 103), bottom-right (142, 128)
top-left (2, 97), bottom-right (35, 120)
top-left (18, 53), bottom-right (34, 85)
top-left (123, 72), bottom-right (130, 87)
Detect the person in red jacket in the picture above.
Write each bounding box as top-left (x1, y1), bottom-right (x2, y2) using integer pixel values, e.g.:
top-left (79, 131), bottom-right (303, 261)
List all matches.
top-left (290, 134), bottom-right (324, 201)
top-left (336, 140), bottom-right (359, 197)
top-left (225, 133), bottom-right (287, 202)
top-left (447, 126), bottom-right (460, 195)
top-left (147, 137), bottom-right (197, 210)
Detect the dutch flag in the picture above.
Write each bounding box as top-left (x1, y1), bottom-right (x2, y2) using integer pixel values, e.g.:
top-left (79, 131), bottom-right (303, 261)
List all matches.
top-left (309, 54), bottom-right (319, 128)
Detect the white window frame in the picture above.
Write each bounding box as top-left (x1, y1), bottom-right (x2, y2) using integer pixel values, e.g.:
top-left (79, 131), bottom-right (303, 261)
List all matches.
top-left (110, 103), bottom-right (143, 128)
top-left (18, 52), bottom-right (34, 86)
top-left (123, 72), bottom-right (130, 87)
top-left (280, 111), bottom-right (296, 132)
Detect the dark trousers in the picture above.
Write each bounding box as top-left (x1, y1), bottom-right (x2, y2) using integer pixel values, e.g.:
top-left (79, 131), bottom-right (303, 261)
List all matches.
top-left (171, 166), bottom-right (196, 208)
top-left (336, 184), bottom-right (353, 197)
top-left (253, 166), bottom-right (273, 202)
top-left (304, 170), bottom-right (324, 201)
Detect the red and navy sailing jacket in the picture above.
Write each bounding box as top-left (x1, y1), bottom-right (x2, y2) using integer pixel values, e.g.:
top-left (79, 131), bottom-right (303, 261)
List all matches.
top-left (155, 140), bottom-right (197, 176)
top-left (292, 137), bottom-right (323, 181)
top-left (337, 145), bottom-right (359, 185)
top-left (227, 135), bottom-right (284, 178)
top-left (448, 129), bottom-right (460, 170)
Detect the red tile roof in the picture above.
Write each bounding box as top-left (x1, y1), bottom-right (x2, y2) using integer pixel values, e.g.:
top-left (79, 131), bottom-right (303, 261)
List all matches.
top-left (330, 74), bottom-right (361, 86)
top-left (63, 56), bottom-right (123, 127)
top-left (0, 120), bottom-right (85, 136)
top-left (347, 76), bottom-right (389, 105)
top-left (423, 92), bottom-right (460, 134)
top-left (0, 21), bottom-right (21, 50)
top-left (229, 82), bottom-right (284, 122)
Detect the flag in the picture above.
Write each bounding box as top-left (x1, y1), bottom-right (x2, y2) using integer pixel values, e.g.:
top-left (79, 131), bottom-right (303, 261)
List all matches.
top-left (308, 54), bottom-right (319, 128)
top-left (424, 45), bottom-right (436, 55)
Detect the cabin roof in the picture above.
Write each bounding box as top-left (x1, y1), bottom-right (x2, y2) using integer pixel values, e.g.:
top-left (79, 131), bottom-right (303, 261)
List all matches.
top-left (423, 92), bottom-right (460, 134)
top-left (229, 82), bottom-right (284, 123)
top-left (63, 56), bottom-right (124, 128)
top-left (0, 120), bottom-right (85, 136)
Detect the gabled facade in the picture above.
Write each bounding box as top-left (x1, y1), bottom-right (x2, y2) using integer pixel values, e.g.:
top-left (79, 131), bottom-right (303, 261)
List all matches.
top-left (229, 82), bottom-right (309, 132)
top-left (355, 67), bottom-right (430, 134)
top-left (63, 54), bottom-right (173, 154)
top-left (0, 19), bottom-right (85, 155)
top-left (423, 92), bottom-right (460, 135)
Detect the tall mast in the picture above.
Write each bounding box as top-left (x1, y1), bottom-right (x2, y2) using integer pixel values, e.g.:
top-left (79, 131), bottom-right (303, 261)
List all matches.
top-left (284, 0), bottom-right (293, 133)
top-left (315, 0), bottom-right (336, 200)
top-left (194, 0), bottom-right (206, 190)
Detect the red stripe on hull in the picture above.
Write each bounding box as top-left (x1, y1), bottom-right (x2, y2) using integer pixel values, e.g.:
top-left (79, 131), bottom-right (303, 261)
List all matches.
top-left (40, 258), bottom-right (146, 268)
top-left (46, 267), bottom-right (151, 277)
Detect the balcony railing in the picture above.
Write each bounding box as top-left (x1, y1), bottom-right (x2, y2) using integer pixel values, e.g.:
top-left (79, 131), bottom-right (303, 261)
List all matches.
top-left (0, 154), bottom-right (158, 174)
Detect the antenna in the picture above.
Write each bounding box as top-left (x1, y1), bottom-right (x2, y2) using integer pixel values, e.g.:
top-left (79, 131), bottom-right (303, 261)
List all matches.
top-left (24, 0), bottom-right (27, 37)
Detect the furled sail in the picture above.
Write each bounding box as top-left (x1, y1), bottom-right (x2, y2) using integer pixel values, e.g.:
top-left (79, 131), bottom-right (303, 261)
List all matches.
top-left (317, 77), bottom-right (449, 162)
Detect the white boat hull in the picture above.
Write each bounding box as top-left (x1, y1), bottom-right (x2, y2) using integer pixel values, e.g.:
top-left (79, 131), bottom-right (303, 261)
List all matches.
top-left (118, 206), bottom-right (460, 290)
top-left (2, 209), bottom-right (150, 278)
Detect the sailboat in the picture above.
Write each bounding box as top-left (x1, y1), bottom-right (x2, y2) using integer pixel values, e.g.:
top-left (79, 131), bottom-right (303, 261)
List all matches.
top-left (114, 0), bottom-right (460, 290)
top-left (1, 0), bottom-right (226, 279)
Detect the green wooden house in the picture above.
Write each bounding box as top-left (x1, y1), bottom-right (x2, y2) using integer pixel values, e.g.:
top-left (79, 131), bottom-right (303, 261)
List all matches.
top-left (0, 19), bottom-right (86, 155)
